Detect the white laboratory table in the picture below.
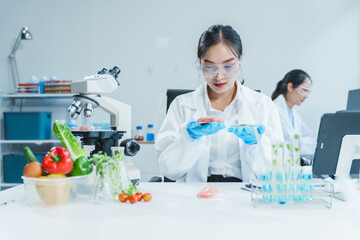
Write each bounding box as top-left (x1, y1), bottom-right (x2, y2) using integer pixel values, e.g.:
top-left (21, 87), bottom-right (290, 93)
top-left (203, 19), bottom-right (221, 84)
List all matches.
top-left (0, 182), bottom-right (359, 240)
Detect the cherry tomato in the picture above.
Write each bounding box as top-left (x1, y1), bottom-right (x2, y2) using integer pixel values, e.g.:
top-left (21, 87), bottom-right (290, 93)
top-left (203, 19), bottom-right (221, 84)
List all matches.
top-left (119, 193), bottom-right (128, 203)
top-left (143, 193), bottom-right (152, 202)
top-left (128, 194), bottom-right (138, 204)
top-left (135, 192), bottom-right (143, 201)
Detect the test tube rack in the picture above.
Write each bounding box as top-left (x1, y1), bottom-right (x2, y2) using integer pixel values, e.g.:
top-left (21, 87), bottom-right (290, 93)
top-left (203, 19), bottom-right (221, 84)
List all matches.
top-left (250, 177), bottom-right (334, 208)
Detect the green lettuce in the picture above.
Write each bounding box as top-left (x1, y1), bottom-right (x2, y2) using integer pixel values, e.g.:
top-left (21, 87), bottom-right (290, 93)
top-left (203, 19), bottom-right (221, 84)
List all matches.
top-left (53, 120), bottom-right (88, 160)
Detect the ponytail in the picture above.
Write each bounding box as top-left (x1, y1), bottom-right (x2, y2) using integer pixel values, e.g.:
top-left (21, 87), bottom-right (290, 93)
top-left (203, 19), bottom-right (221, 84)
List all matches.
top-left (272, 69), bottom-right (312, 101)
top-left (271, 79), bottom-right (286, 100)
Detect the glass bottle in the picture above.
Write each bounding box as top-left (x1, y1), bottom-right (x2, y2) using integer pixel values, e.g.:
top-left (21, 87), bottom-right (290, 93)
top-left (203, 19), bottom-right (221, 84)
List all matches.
top-left (146, 124), bottom-right (155, 142)
top-left (134, 126), bottom-right (144, 142)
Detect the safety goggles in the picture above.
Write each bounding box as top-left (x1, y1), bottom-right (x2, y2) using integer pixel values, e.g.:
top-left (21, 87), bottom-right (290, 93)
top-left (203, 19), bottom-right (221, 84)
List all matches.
top-left (200, 61), bottom-right (240, 79)
top-left (296, 86), bottom-right (311, 97)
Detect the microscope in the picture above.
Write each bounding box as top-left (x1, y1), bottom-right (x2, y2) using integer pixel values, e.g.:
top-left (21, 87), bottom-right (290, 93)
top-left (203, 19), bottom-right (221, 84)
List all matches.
top-left (67, 66), bottom-right (140, 182)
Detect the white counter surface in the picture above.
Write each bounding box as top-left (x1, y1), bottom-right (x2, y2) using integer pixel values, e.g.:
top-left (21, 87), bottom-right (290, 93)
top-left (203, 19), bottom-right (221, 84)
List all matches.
top-left (0, 182), bottom-right (359, 240)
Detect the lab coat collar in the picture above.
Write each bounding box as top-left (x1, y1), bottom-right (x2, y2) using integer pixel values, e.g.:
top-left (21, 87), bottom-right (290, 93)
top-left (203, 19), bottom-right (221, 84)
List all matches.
top-left (275, 95), bottom-right (289, 111)
top-left (189, 82), bottom-right (205, 110)
top-left (235, 81), bottom-right (244, 112)
top-left (203, 84), bottom-right (211, 110)
top-left (275, 95), bottom-right (293, 119)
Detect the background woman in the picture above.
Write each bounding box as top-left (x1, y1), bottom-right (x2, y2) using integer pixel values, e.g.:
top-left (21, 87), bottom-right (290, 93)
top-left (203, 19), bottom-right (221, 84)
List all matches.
top-left (271, 69), bottom-right (317, 159)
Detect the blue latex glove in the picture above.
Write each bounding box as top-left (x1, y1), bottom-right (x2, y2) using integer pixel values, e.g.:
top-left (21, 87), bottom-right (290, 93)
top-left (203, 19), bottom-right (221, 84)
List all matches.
top-left (186, 120), bottom-right (226, 139)
top-left (227, 124), bottom-right (266, 144)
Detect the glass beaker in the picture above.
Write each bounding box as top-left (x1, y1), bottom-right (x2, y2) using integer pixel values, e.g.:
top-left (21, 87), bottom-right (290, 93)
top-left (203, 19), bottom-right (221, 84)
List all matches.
top-left (92, 147), bottom-right (130, 203)
top-left (92, 162), bottom-right (114, 203)
top-left (110, 147), bottom-right (131, 194)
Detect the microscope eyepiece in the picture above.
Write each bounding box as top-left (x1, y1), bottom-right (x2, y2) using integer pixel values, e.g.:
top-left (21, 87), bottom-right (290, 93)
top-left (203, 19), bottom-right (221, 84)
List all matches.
top-left (109, 66), bottom-right (121, 80)
top-left (96, 66), bottom-right (121, 85)
top-left (97, 68), bottom-right (109, 75)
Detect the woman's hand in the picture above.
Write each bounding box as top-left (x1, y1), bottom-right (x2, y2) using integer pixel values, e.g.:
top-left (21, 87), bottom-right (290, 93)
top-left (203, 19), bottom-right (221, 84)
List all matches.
top-left (186, 120), bottom-right (225, 139)
top-left (228, 125), bottom-right (266, 144)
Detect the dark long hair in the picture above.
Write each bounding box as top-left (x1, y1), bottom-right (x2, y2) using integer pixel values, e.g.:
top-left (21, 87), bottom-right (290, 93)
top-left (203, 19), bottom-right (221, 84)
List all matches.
top-left (197, 25), bottom-right (244, 84)
top-left (271, 69), bottom-right (312, 100)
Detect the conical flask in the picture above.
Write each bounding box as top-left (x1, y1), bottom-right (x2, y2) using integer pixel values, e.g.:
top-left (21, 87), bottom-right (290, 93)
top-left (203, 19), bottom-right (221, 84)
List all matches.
top-left (92, 162), bottom-right (114, 203)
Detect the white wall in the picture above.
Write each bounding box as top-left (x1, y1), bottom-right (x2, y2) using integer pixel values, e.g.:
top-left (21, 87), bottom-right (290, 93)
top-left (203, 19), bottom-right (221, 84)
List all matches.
top-left (0, 0), bottom-right (360, 179)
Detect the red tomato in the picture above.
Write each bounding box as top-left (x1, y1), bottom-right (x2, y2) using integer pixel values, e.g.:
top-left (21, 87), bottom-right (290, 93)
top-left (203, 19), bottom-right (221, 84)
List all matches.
top-left (119, 193), bottom-right (128, 203)
top-left (128, 194), bottom-right (138, 204)
top-left (143, 193), bottom-right (152, 202)
top-left (135, 192), bottom-right (143, 201)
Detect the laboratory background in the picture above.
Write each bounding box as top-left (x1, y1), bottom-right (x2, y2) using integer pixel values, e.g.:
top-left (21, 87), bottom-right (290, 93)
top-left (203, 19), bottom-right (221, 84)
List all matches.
top-left (0, 0), bottom-right (360, 239)
top-left (1, 0), bottom-right (359, 180)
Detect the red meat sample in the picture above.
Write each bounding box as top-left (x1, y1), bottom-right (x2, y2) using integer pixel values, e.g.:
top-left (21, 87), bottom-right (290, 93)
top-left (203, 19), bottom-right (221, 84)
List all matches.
top-left (197, 117), bottom-right (224, 125)
top-left (79, 125), bottom-right (95, 131)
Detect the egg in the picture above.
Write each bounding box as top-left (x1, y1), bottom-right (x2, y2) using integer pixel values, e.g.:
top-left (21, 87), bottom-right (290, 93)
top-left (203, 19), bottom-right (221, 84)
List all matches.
top-left (23, 162), bottom-right (43, 178)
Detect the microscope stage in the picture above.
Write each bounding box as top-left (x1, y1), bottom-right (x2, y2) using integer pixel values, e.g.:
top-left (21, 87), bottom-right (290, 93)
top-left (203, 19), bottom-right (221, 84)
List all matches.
top-left (71, 130), bottom-right (127, 151)
top-left (72, 130), bottom-right (126, 138)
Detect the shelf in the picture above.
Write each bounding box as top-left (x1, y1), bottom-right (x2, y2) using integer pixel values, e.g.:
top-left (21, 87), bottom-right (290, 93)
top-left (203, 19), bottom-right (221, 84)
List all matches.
top-left (138, 141), bottom-right (155, 144)
top-left (0, 139), bottom-right (60, 144)
top-left (1, 93), bottom-right (73, 98)
top-left (0, 183), bottom-right (20, 187)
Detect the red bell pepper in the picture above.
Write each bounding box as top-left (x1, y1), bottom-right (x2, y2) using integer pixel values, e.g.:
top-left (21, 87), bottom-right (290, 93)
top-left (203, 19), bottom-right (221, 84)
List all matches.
top-left (43, 147), bottom-right (73, 174)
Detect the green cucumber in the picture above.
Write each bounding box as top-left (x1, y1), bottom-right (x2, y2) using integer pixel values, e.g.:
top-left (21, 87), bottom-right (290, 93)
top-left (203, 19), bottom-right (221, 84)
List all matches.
top-left (24, 147), bottom-right (38, 163)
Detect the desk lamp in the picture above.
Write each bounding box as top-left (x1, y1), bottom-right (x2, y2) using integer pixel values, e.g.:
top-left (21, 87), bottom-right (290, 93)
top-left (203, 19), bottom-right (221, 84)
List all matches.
top-left (8, 26), bottom-right (33, 91)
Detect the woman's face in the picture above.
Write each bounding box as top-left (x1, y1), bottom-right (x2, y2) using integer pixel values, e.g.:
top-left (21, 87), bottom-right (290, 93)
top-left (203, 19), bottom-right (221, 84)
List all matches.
top-left (200, 42), bottom-right (240, 95)
top-left (287, 79), bottom-right (312, 106)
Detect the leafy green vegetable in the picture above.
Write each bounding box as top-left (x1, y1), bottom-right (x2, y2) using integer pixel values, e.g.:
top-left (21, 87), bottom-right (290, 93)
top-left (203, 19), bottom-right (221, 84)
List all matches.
top-left (286, 143), bottom-right (291, 150)
top-left (90, 150), bottom-right (134, 197)
top-left (122, 182), bottom-right (139, 196)
top-left (90, 152), bottom-right (113, 179)
top-left (53, 120), bottom-right (88, 160)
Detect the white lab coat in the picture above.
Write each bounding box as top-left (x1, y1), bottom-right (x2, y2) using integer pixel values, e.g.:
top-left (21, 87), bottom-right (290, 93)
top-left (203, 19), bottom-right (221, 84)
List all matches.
top-left (273, 95), bottom-right (317, 158)
top-left (155, 81), bottom-right (284, 182)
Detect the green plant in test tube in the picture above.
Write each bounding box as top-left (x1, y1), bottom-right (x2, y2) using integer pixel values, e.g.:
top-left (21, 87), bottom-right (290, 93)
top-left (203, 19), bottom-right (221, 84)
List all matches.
top-left (271, 144), bottom-right (278, 183)
top-left (294, 134), bottom-right (301, 167)
top-left (286, 143), bottom-right (292, 165)
top-left (268, 144), bottom-right (278, 200)
top-left (285, 142), bottom-right (294, 200)
top-left (285, 143), bottom-right (294, 180)
top-left (293, 134), bottom-right (302, 200)
top-left (278, 142), bottom-right (285, 181)
top-left (277, 143), bottom-right (284, 178)
top-left (293, 135), bottom-right (301, 182)
top-left (277, 142), bottom-right (287, 203)
top-left (272, 144), bottom-right (277, 167)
